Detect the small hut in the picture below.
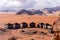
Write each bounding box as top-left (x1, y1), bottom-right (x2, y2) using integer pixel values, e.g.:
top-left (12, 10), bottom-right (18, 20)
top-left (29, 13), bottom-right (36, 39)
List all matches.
top-left (14, 23), bottom-right (20, 29)
top-left (6, 23), bottom-right (14, 29)
top-left (21, 22), bottom-right (28, 28)
top-left (29, 22), bottom-right (36, 28)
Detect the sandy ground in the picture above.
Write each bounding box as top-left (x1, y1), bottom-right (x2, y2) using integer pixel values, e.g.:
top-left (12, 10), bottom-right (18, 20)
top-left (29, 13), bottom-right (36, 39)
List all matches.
top-left (0, 14), bottom-right (58, 28)
top-left (0, 14), bottom-right (59, 40)
top-left (0, 28), bottom-right (54, 40)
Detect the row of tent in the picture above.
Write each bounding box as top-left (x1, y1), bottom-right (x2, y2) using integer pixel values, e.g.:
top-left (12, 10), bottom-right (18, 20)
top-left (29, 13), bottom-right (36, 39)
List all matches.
top-left (5, 22), bottom-right (53, 30)
top-left (5, 22), bottom-right (54, 33)
top-left (16, 9), bottom-right (44, 15)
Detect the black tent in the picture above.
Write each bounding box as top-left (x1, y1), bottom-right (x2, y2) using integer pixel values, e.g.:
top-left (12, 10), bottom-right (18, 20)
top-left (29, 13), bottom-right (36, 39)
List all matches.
top-left (6, 23), bottom-right (14, 29)
top-left (46, 23), bottom-right (53, 33)
top-left (40, 23), bottom-right (45, 28)
top-left (14, 23), bottom-right (20, 29)
top-left (46, 23), bottom-right (52, 29)
top-left (22, 22), bottom-right (28, 28)
top-left (29, 22), bottom-right (36, 28)
top-left (37, 24), bottom-right (41, 28)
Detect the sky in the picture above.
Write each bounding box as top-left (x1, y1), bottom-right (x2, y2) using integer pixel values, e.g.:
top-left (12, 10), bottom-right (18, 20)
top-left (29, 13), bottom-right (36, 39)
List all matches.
top-left (0, 0), bottom-right (60, 10)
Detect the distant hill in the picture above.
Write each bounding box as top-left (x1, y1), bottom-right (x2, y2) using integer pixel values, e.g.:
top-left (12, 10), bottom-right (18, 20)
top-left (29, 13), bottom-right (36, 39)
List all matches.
top-left (0, 6), bottom-right (60, 15)
top-left (0, 10), bottom-right (16, 12)
top-left (17, 9), bottom-right (44, 15)
top-left (44, 6), bottom-right (60, 13)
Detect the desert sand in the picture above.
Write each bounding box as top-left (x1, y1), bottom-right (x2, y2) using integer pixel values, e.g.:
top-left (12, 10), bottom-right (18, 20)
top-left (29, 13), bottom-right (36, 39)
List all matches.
top-left (0, 13), bottom-right (59, 40)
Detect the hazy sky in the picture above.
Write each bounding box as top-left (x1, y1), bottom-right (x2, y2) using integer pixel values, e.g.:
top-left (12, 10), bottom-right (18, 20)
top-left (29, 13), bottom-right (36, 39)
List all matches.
top-left (0, 0), bottom-right (60, 10)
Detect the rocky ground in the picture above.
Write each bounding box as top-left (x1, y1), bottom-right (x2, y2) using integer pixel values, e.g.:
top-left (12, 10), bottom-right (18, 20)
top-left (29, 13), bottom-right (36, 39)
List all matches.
top-left (0, 28), bottom-right (54, 40)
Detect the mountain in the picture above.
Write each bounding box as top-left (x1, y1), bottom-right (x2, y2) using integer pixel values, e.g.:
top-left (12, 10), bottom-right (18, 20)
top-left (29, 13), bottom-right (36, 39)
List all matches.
top-left (0, 10), bottom-right (16, 12)
top-left (44, 6), bottom-right (60, 13)
top-left (17, 9), bottom-right (44, 15)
